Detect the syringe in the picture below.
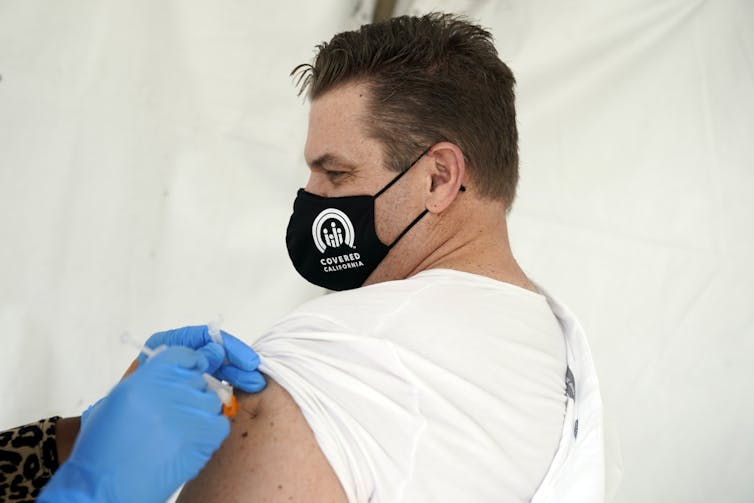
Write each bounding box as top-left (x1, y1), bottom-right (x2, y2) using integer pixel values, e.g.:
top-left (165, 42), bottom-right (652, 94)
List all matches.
top-left (203, 374), bottom-right (235, 413)
top-left (207, 317), bottom-right (232, 366)
top-left (208, 318), bottom-right (224, 346)
top-left (120, 332), bottom-right (238, 418)
top-left (205, 319), bottom-right (238, 416)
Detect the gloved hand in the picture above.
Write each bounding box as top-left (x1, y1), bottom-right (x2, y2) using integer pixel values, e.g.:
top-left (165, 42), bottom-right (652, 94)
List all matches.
top-left (141, 325), bottom-right (266, 393)
top-left (39, 346), bottom-right (230, 503)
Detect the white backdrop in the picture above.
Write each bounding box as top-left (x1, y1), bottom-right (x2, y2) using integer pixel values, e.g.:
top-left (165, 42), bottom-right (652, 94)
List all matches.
top-left (1, 1), bottom-right (752, 502)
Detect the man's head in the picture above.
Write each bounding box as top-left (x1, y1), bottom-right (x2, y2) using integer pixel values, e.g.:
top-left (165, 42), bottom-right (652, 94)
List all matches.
top-left (293, 12), bottom-right (519, 207)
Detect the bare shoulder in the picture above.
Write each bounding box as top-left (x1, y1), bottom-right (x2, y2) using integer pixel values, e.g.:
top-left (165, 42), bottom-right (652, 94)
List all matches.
top-left (177, 378), bottom-right (348, 503)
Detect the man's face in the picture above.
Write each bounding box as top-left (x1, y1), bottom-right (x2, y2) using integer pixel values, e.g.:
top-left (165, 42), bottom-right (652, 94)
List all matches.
top-left (302, 82), bottom-right (429, 247)
top-left (304, 82), bottom-right (395, 197)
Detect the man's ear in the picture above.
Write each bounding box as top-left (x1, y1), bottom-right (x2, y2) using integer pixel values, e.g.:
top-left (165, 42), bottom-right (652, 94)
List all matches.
top-left (424, 142), bottom-right (466, 214)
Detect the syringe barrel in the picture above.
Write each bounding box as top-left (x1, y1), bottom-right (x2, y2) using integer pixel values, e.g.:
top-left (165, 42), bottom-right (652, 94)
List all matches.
top-left (203, 373), bottom-right (233, 406)
top-left (207, 320), bottom-right (224, 346)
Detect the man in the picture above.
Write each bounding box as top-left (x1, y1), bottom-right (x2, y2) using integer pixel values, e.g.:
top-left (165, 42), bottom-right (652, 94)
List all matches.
top-left (177, 13), bottom-right (603, 503)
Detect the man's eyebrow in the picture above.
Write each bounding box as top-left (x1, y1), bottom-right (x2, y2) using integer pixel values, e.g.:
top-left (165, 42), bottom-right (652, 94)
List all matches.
top-left (308, 153), bottom-right (356, 170)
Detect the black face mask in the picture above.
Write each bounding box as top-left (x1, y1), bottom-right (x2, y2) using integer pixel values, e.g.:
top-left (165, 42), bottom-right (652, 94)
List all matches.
top-left (286, 149), bottom-right (432, 291)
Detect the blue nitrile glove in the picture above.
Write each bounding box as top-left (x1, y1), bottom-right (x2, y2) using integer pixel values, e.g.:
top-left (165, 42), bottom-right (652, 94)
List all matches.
top-left (39, 346), bottom-right (229, 503)
top-left (140, 325), bottom-right (266, 393)
top-left (79, 340), bottom-right (226, 429)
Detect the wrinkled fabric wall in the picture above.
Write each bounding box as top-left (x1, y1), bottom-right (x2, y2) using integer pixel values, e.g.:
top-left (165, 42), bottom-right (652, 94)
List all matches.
top-left (1, 1), bottom-right (752, 502)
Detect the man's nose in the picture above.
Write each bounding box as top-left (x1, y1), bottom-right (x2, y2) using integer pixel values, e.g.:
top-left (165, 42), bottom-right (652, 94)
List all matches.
top-left (304, 173), bottom-right (328, 197)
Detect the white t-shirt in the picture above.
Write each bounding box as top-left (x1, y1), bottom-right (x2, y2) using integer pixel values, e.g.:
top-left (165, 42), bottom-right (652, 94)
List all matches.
top-left (253, 269), bottom-right (568, 503)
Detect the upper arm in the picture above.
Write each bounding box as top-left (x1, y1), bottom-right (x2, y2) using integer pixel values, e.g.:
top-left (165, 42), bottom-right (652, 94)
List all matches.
top-left (177, 378), bottom-right (349, 503)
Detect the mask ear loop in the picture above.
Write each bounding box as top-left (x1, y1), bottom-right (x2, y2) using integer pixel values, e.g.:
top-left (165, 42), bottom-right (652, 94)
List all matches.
top-left (387, 208), bottom-right (430, 249)
top-left (387, 185), bottom-right (465, 249)
top-left (380, 147), bottom-right (467, 249)
top-left (375, 146), bottom-right (432, 249)
top-left (374, 146), bottom-right (433, 198)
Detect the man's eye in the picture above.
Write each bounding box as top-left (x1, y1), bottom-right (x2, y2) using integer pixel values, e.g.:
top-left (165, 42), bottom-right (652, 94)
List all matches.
top-left (325, 170), bottom-right (348, 181)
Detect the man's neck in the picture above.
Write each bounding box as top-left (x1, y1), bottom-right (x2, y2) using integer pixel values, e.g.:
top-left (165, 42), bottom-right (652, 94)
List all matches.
top-left (410, 220), bottom-right (537, 293)
top-left (364, 202), bottom-right (538, 294)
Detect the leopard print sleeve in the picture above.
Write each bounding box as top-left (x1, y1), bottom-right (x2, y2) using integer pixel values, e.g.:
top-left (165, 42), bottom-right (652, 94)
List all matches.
top-left (0, 417), bottom-right (61, 502)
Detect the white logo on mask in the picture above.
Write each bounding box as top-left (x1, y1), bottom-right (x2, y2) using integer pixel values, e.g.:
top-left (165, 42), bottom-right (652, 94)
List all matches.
top-left (312, 208), bottom-right (355, 253)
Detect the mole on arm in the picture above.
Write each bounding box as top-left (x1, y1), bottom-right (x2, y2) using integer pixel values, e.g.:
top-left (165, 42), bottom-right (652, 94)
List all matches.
top-left (177, 379), bottom-right (348, 503)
